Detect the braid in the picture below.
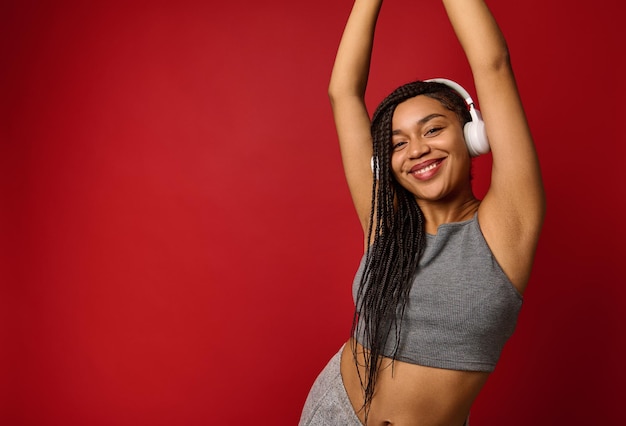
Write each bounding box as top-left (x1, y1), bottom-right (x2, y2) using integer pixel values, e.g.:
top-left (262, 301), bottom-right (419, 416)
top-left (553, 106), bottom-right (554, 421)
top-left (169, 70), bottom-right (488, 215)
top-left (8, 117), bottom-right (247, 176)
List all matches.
top-left (351, 80), bottom-right (471, 423)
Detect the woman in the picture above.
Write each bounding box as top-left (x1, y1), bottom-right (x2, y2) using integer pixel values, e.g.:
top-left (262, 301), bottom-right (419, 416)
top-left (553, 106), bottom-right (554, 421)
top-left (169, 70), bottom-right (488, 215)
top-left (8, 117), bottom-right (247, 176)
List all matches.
top-left (300, 0), bottom-right (545, 425)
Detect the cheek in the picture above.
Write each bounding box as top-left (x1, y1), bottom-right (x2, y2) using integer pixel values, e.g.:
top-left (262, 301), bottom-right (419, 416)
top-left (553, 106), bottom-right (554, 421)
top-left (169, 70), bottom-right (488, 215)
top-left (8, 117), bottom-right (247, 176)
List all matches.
top-left (451, 131), bottom-right (469, 153)
top-left (389, 154), bottom-right (404, 177)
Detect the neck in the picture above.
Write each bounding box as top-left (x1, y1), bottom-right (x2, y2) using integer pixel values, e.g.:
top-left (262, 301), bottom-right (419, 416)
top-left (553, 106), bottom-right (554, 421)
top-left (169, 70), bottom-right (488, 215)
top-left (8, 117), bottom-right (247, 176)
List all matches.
top-left (418, 194), bottom-right (480, 235)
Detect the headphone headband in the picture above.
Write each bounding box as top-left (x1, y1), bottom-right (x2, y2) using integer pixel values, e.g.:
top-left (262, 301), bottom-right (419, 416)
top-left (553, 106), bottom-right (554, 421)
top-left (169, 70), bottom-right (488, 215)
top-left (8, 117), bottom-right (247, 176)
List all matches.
top-left (424, 77), bottom-right (490, 157)
top-left (425, 78), bottom-right (475, 107)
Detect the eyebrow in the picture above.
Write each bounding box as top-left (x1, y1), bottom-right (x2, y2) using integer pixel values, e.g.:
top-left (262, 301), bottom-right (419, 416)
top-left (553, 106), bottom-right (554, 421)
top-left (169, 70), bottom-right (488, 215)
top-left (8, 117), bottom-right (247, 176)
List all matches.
top-left (392, 113), bottom-right (446, 135)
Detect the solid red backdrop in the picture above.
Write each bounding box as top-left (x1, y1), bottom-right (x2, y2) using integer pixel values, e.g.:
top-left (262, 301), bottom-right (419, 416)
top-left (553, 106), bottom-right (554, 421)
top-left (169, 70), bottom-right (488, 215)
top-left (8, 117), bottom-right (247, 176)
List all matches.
top-left (2, 0), bottom-right (624, 424)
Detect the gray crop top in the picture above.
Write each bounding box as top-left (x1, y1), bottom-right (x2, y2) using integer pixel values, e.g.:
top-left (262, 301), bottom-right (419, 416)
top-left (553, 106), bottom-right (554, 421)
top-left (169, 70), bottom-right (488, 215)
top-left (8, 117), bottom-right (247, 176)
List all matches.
top-left (352, 214), bottom-right (523, 372)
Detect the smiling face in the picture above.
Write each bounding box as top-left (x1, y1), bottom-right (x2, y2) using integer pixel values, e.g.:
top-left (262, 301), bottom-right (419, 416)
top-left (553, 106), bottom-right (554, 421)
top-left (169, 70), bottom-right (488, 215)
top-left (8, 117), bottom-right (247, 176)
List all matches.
top-left (390, 95), bottom-right (473, 203)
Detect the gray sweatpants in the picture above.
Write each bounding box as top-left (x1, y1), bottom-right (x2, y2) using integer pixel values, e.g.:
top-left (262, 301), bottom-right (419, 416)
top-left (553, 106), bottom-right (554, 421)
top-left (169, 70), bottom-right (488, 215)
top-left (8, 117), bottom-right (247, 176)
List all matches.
top-left (299, 346), bottom-right (362, 425)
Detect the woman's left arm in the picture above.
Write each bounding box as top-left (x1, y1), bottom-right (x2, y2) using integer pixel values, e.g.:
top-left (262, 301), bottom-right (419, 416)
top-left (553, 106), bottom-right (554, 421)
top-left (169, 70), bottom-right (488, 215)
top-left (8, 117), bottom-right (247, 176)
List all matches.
top-left (444, 0), bottom-right (546, 291)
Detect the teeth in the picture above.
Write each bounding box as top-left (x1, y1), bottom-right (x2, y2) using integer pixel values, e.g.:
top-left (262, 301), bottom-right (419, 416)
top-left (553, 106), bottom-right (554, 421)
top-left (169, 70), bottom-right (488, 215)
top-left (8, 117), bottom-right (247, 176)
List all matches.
top-left (416, 162), bottom-right (439, 174)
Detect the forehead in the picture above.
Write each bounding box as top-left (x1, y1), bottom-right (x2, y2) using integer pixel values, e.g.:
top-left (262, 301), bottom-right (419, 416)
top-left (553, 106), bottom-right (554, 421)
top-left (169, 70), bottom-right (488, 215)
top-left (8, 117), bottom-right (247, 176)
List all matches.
top-left (392, 95), bottom-right (452, 125)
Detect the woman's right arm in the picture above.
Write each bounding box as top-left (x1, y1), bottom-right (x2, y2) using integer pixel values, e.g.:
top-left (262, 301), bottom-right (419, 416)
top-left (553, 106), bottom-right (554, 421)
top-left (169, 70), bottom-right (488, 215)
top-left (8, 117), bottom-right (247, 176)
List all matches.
top-left (328, 0), bottom-right (383, 234)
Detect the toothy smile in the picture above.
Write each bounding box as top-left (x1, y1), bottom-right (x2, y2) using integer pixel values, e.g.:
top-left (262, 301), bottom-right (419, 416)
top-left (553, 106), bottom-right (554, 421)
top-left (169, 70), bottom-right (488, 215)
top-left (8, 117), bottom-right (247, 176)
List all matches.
top-left (415, 162), bottom-right (439, 174)
top-left (411, 159), bottom-right (443, 175)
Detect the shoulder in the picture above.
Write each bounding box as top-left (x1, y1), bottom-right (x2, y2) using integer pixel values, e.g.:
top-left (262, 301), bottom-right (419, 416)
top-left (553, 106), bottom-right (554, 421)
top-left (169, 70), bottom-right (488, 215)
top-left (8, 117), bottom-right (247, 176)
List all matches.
top-left (476, 200), bottom-right (543, 295)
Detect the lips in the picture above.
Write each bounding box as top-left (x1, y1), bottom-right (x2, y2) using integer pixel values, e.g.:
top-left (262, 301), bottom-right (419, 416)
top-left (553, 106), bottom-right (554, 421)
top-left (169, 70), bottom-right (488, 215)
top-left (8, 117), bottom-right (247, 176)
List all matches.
top-left (409, 158), bottom-right (444, 180)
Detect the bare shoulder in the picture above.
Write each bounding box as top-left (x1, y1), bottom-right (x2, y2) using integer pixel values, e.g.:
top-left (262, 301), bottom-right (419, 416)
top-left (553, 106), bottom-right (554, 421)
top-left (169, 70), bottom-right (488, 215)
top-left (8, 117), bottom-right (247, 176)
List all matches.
top-left (477, 195), bottom-right (544, 294)
top-left (472, 67), bottom-right (546, 294)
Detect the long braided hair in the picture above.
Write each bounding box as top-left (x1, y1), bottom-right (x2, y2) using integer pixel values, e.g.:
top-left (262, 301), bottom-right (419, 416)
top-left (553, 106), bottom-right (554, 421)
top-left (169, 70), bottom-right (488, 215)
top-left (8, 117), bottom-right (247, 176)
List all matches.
top-left (352, 80), bottom-right (472, 421)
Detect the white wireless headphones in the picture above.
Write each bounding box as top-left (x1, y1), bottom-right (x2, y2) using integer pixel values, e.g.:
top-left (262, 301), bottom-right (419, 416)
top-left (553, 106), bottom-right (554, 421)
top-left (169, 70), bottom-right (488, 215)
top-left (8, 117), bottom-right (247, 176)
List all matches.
top-left (425, 78), bottom-right (490, 157)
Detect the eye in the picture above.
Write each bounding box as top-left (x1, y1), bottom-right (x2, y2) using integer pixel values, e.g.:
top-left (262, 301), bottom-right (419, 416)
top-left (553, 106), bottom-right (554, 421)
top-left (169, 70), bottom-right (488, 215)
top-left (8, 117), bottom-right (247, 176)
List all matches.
top-left (392, 141), bottom-right (407, 151)
top-left (425, 127), bottom-right (443, 136)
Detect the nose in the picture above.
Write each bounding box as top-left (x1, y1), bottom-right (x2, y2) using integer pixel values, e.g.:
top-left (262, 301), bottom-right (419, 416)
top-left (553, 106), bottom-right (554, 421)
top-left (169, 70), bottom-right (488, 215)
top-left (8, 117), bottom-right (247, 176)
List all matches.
top-left (407, 137), bottom-right (430, 159)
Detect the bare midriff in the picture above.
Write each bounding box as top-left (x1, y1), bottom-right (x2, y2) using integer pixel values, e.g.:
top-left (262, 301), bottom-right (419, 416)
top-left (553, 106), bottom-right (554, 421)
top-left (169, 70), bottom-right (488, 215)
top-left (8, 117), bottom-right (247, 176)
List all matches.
top-left (340, 339), bottom-right (490, 426)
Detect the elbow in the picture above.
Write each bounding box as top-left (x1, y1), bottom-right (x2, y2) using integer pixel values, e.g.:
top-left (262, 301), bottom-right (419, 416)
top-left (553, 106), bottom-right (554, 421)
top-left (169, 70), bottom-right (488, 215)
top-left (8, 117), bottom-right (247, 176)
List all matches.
top-left (492, 46), bottom-right (512, 72)
top-left (328, 88), bottom-right (340, 110)
top-left (328, 83), bottom-right (352, 103)
top-left (471, 41), bottom-right (512, 75)
top-left (328, 85), bottom-right (339, 103)
top-left (485, 43), bottom-right (512, 74)
top-left (328, 86), bottom-right (364, 109)
top-left (328, 77), bottom-right (367, 103)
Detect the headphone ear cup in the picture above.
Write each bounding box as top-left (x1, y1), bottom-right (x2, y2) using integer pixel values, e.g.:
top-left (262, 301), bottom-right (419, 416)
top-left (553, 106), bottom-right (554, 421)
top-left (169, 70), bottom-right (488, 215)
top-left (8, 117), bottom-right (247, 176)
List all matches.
top-left (425, 78), bottom-right (491, 156)
top-left (463, 108), bottom-right (490, 157)
top-left (371, 156), bottom-right (380, 180)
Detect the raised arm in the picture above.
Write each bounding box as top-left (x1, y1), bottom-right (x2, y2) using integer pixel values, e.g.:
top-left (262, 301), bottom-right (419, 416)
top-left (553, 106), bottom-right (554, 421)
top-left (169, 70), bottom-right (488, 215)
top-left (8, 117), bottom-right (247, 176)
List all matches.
top-left (443, 0), bottom-right (546, 291)
top-left (328, 0), bottom-right (384, 234)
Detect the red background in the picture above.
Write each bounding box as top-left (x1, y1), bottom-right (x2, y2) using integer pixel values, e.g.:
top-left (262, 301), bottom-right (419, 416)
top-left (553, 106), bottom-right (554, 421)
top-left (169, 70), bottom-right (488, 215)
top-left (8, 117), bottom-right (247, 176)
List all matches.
top-left (2, 0), bottom-right (625, 424)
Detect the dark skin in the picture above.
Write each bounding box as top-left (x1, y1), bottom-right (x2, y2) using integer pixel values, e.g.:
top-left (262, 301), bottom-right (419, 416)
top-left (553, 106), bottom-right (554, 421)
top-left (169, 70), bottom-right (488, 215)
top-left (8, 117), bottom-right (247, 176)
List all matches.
top-left (328, 0), bottom-right (545, 424)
